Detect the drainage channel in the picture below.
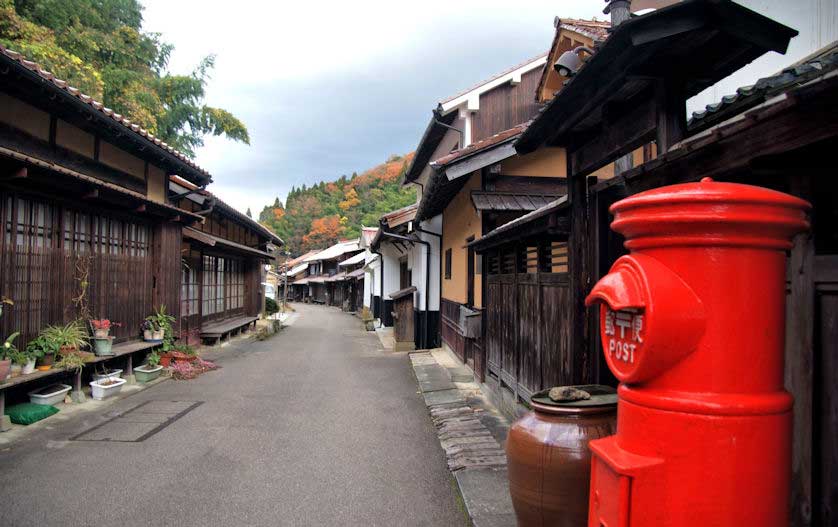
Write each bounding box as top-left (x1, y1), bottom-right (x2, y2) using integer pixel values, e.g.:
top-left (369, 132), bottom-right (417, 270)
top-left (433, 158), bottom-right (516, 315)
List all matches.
top-left (71, 400), bottom-right (203, 443)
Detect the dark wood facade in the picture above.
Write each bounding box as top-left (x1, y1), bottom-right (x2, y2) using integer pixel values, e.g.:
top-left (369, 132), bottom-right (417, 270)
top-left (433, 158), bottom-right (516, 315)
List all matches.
top-left (471, 68), bottom-right (542, 143)
top-left (0, 46), bottom-right (280, 352)
top-left (487, 5), bottom-right (833, 524)
top-left (482, 241), bottom-right (575, 408)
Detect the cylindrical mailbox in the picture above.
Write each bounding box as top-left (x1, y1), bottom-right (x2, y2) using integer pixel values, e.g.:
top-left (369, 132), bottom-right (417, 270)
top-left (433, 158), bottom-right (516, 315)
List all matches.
top-left (584, 178), bottom-right (810, 527)
top-left (507, 385), bottom-right (617, 527)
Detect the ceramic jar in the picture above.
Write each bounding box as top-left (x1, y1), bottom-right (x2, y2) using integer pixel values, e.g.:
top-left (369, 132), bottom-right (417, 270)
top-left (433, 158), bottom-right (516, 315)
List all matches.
top-left (506, 385), bottom-right (617, 527)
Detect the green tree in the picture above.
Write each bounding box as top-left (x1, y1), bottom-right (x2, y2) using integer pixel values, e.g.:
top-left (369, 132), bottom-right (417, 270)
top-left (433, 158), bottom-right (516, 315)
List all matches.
top-left (0, 0), bottom-right (248, 157)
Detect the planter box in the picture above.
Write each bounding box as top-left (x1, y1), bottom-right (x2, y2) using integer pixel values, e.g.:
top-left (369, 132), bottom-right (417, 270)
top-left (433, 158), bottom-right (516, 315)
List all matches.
top-left (134, 364), bottom-right (163, 383)
top-left (28, 383), bottom-right (71, 405)
top-left (92, 337), bottom-right (115, 356)
top-left (92, 369), bottom-right (123, 383)
top-left (89, 377), bottom-right (126, 401)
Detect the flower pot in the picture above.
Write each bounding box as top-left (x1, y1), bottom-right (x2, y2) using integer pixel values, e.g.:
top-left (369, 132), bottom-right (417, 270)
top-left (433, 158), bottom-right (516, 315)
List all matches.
top-left (22, 358), bottom-right (36, 375)
top-left (143, 329), bottom-right (153, 341)
top-left (93, 328), bottom-right (110, 338)
top-left (37, 353), bottom-right (54, 371)
top-left (160, 353), bottom-right (173, 367)
top-left (59, 345), bottom-right (77, 355)
top-left (0, 358), bottom-right (10, 380)
top-left (10, 363), bottom-right (22, 378)
top-left (507, 385), bottom-right (617, 527)
top-left (28, 383), bottom-right (72, 405)
top-left (152, 329), bottom-right (164, 341)
top-left (134, 364), bottom-right (163, 383)
top-left (92, 368), bottom-right (123, 383)
top-left (92, 337), bottom-right (115, 356)
top-left (89, 377), bottom-right (126, 401)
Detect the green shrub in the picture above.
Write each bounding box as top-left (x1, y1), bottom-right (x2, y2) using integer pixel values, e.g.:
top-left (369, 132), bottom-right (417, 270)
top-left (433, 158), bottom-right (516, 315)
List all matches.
top-left (265, 297), bottom-right (279, 316)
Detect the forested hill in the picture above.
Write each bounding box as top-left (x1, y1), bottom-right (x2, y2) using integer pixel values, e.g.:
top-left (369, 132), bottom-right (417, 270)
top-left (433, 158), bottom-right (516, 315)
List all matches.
top-left (258, 153), bottom-right (417, 256)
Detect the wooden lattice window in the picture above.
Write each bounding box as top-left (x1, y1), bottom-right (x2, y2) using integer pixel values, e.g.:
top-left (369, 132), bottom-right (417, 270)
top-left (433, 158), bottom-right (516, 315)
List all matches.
top-left (202, 255), bottom-right (218, 316)
top-left (181, 262), bottom-right (199, 317)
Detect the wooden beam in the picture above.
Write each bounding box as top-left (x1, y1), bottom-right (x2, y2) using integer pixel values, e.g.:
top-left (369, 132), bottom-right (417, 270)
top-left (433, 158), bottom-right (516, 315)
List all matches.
top-left (570, 96), bottom-right (657, 178)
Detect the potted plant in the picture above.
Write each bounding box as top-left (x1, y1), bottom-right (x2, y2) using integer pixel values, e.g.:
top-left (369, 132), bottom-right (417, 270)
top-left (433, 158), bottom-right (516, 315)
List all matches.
top-left (141, 320), bottom-right (156, 341)
top-left (90, 319), bottom-right (120, 338)
top-left (89, 376), bottom-right (126, 400)
top-left (0, 332), bottom-right (20, 380)
top-left (145, 306), bottom-right (174, 342)
top-left (55, 347), bottom-right (91, 403)
top-left (92, 364), bottom-right (122, 383)
top-left (135, 350), bottom-right (163, 383)
top-left (42, 321), bottom-right (89, 356)
top-left (26, 333), bottom-right (60, 371)
top-left (8, 345), bottom-right (29, 378)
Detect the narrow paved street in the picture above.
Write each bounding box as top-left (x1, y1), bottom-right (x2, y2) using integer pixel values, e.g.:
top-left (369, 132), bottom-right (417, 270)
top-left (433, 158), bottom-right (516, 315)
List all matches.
top-left (0, 304), bottom-right (467, 526)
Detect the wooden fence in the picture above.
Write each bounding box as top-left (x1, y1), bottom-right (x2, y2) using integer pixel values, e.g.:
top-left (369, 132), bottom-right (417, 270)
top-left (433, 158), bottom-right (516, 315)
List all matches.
top-left (484, 241), bottom-right (571, 402)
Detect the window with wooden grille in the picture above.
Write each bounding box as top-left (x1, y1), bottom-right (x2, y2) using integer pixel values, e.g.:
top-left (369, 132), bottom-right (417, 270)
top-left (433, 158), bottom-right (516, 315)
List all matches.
top-left (202, 255), bottom-right (244, 317)
top-left (444, 248), bottom-right (452, 279)
top-left (1, 193), bottom-right (150, 344)
top-left (181, 262), bottom-right (199, 317)
top-left (202, 255), bottom-right (218, 316)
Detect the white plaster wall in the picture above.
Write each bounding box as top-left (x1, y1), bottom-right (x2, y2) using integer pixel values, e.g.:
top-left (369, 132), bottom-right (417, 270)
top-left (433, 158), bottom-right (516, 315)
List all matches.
top-left (416, 123), bottom-right (466, 186)
top-left (380, 244), bottom-right (402, 299)
top-left (409, 215), bottom-right (442, 312)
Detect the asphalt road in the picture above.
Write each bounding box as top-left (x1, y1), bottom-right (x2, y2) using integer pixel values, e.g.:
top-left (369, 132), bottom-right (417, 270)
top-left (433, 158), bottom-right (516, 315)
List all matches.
top-left (0, 304), bottom-right (467, 526)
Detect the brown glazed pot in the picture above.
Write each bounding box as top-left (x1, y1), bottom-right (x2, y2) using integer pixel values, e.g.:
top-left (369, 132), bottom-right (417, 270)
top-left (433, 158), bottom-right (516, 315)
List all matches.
top-left (506, 385), bottom-right (617, 527)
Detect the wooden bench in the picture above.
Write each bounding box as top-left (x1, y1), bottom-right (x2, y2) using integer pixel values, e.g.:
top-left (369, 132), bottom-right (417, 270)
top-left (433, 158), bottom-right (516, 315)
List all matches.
top-left (200, 316), bottom-right (258, 344)
top-left (0, 339), bottom-right (161, 431)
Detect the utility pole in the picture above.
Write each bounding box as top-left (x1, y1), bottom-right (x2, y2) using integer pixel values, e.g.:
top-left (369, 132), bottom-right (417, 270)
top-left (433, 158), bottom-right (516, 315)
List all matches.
top-left (282, 251), bottom-right (290, 313)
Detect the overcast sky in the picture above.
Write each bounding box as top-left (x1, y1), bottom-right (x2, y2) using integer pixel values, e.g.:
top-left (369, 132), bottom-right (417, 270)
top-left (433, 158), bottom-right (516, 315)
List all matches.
top-left (141, 1), bottom-right (837, 216)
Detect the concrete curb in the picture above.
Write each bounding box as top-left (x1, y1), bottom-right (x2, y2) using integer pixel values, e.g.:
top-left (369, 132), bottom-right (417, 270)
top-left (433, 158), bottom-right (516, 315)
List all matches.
top-left (408, 350), bottom-right (516, 527)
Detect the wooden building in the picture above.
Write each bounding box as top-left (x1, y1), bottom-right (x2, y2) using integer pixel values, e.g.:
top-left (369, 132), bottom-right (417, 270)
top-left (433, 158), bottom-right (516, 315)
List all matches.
top-left (404, 19), bottom-right (615, 376)
top-left (475, 2), bottom-right (835, 524)
top-left (0, 44), bottom-right (281, 350)
top-left (301, 240), bottom-right (362, 305)
top-left (170, 177), bottom-right (282, 344)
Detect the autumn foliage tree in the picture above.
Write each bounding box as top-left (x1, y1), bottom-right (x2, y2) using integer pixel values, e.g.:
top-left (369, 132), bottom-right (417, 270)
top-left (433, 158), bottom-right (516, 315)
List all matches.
top-left (258, 153), bottom-right (417, 255)
top-left (302, 215), bottom-right (343, 248)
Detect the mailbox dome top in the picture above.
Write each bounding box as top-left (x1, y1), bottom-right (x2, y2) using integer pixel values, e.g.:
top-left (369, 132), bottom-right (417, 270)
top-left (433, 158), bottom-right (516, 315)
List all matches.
top-left (609, 179), bottom-right (810, 250)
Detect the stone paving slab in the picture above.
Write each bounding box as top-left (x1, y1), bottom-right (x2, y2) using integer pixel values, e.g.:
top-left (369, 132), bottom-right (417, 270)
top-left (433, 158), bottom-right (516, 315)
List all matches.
top-left (409, 350), bottom-right (515, 527)
top-left (455, 467), bottom-right (517, 527)
top-left (423, 389), bottom-right (466, 407)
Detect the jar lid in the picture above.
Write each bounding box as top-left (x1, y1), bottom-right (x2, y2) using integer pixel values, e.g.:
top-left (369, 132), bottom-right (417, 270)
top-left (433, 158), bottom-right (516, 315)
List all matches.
top-left (530, 384), bottom-right (617, 411)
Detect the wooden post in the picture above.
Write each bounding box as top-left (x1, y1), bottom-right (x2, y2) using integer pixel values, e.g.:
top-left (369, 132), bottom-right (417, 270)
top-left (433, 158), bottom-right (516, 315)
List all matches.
top-left (655, 79), bottom-right (686, 153)
top-left (72, 369), bottom-right (86, 403)
top-left (568, 164), bottom-right (592, 384)
top-left (786, 175), bottom-right (814, 527)
top-left (0, 391), bottom-right (11, 431)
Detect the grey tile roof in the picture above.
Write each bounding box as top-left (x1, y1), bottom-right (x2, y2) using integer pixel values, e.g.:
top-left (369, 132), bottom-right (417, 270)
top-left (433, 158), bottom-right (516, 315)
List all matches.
top-left (688, 45), bottom-right (838, 131)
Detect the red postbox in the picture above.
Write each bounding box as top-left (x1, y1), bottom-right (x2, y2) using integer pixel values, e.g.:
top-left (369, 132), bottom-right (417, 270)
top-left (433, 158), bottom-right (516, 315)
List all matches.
top-left (584, 178), bottom-right (810, 527)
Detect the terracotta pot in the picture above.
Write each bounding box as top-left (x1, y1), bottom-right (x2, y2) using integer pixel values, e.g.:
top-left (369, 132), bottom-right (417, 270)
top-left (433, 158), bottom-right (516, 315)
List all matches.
top-left (0, 359), bottom-right (10, 380)
top-left (160, 353), bottom-right (173, 367)
top-left (506, 385), bottom-right (617, 527)
top-left (36, 353), bottom-right (54, 371)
